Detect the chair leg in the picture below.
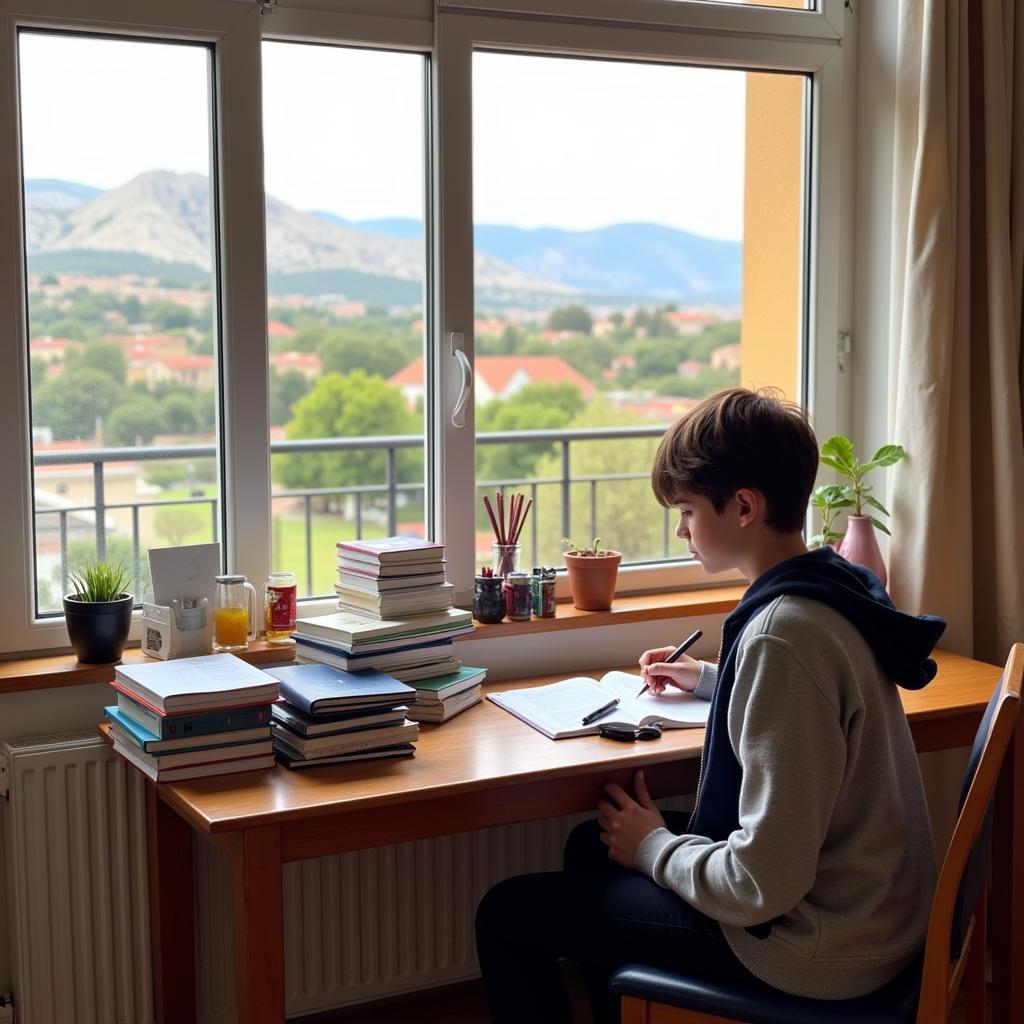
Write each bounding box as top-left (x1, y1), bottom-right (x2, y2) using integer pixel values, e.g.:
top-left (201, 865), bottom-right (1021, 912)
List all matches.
top-left (964, 891), bottom-right (988, 1024)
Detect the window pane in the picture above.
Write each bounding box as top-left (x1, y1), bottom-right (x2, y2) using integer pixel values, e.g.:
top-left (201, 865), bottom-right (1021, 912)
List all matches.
top-left (262, 42), bottom-right (428, 600)
top-left (19, 31), bottom-right (219, 615)
top-left (472, 53), bottom-right (807, 569)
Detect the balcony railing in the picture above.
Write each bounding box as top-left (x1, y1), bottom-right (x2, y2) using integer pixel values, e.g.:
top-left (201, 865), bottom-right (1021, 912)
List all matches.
top-left (33, 425), bottom-right (672, 609)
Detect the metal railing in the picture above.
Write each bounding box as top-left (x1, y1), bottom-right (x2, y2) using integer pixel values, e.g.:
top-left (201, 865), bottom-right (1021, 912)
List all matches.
top-left (33, 425), bottom-right (671, 604)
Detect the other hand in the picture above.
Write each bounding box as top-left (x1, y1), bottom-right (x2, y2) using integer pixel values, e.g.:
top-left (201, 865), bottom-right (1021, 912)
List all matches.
top-left (597, 770), bottom-right (666, 867)
top-left (638, 647), bottom-right (701, 695)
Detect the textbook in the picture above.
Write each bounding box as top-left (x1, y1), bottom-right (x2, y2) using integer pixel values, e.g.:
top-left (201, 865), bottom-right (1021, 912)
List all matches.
top-left (337, 536), bottom-right (444, 565)
top-left (339, 569), bottom-right (448, 592)
top-left (412, 666), bottom-right (487, 703)
top-left (108, 724), bottom-right (272, 768)
top-left (112, 737), bottom-right (275, 782)
top-left (406, 686), bottom-right (483, 724)
top-left (275, 743), bottom-right (416, 770)
top-left (337, 558), bottom-right (447, 579)
top-left (112, 653), bottom-right (280, 714)
top-left (487, 671), bottom-right (711, 740)
top-left (268, 662), bottom-right (416, 715)
top-left (273, 719), bottom-right (419, 758)
top-left (293, 608), bottom-right (473, 650)
top-left (336, 582), bottom-right (455, 618)
top-left (115, 691), bottom-right (273, 740)
top-left (105, 705), bottom-right (271, 754)
top-left (293, 633), bottom-right (456, 670)
top-left (271, 702), bottom-right (408, 738)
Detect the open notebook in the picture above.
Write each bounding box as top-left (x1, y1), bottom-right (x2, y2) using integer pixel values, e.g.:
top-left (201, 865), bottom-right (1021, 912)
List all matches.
top-left (487, 670), bottom-right (711, 740)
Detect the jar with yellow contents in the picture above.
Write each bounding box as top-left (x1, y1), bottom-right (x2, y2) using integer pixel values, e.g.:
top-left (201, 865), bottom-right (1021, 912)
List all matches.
top-left (213, 574), bottom-right (258, 651)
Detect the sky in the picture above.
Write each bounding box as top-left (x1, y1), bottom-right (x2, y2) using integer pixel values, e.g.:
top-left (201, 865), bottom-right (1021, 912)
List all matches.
top-left (18, 31), bottom-right (749, 240)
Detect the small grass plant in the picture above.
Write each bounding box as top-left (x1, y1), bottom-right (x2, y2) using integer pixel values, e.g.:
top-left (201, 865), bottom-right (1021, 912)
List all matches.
top-left (561, 536), bottom-right (609, 557)
top-left (67, 561), bottom-right (131, 602)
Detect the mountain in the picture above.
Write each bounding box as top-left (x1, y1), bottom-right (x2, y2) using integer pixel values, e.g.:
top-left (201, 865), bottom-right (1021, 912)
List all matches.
top-left (23, 174), bottom-right (742, 305)
top-left (319, 215), bottom-right (742, 304)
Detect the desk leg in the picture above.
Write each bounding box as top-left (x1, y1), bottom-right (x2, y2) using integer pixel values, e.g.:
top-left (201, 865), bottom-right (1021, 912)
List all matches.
top-left (146, 785), bottom-right (196, 1024)
top-left (227, 824), bottom-right (285, 1024)
top-left (993, 717), bottom-right (1023, 1022)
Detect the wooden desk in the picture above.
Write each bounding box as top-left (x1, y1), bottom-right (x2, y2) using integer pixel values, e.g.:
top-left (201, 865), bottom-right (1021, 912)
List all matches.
top-left (135, 650), bottom-right (1019, 1024)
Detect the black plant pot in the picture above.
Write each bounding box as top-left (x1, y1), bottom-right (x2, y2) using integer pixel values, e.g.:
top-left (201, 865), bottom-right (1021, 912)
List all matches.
top-left (63, 593), bottom-right (134, 664)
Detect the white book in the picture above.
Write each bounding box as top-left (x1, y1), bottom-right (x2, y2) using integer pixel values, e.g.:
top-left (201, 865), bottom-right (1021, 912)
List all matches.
top-left (112, 737), bottom-right (276, 782)
top-left (293, 608), bottom-right (473, 647)
top-left (338, 571), bottom-right (448, 593)
top-left (406, 687), bottom-right (483, 724)
top-left (487, 671), bottom-right (711, 740)
top-left (112, 653), bottom-right (280, 714)
top-left (273, 719), bottom-right (420, 758)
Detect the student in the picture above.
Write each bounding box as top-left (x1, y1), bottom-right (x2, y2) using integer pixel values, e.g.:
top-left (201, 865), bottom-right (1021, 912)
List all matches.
top-left (475, 387), bottom-right (945, 1024)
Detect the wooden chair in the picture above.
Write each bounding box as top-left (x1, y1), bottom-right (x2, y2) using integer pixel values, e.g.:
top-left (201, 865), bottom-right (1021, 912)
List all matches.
top-left (610, 642), bottom-right (1023, 1024)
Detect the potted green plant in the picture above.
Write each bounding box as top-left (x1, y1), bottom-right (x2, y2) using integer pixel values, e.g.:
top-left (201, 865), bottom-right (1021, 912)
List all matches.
top-left (818, 435), bottom-right (905, 586)
top-left (63, 561), bottom-right (134, 664)
top-left (809, 483), bottom-right (851, 548)
top-left (561, 537), bottom-right (622, 611)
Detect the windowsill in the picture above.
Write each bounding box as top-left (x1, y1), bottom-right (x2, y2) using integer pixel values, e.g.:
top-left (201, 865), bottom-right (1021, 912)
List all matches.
top-left (0, 586), bottom-right (745, 696)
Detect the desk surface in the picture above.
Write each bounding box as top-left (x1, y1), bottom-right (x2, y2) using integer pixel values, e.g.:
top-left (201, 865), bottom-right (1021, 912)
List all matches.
top-left (147, 649), bottom-right (1000, 839)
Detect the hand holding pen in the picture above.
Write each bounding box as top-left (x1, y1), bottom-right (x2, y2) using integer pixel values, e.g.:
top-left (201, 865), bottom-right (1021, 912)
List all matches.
top-left (637, 629), bottom-right (703, 698)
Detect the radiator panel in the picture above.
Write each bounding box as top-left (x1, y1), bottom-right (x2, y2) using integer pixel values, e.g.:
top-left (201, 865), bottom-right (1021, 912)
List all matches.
top-left (1, 732), bottom-right (153, 1024)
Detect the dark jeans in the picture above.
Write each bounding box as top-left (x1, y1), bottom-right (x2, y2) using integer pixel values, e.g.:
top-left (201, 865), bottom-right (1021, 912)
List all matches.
top-left (475, 812), bottom-right (765, 1024)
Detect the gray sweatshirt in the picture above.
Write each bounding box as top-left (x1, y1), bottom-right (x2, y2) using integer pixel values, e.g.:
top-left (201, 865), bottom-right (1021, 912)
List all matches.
top-left (635, 595), bottom-right (936, 999)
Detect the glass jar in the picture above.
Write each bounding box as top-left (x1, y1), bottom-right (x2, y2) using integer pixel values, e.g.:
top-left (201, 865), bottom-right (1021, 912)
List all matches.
top-left (504, 571), bottom-right (533, 621)
top-left (473, 575), bottom-right (506, 624)
top-left (213, 574), bottom-right (258, 651)
top-left (492, 542), bottom-right (522, 580)
top-left (532, 566), bottom-right (557, 618)
top-left (264, 571), bottom-right (297, 644)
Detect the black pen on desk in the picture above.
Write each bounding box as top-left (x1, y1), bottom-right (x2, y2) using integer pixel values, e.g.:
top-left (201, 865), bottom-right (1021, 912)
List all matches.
top-left (582, 697), bottom-right (620, 726)
top-left (636, 629), bottom-right (703, 698)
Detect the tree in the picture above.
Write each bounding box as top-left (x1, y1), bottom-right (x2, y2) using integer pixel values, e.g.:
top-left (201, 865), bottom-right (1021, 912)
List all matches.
top-left (67, 340), bottom-right (127, 386)
top-left (161, 392), bottom-right (200, 435)
top-left (318, 332), bottom-right (408, 379)
top-left (546, 304), bottom-right (593, 335)
top-left (105, 395), bottom-right (165, 446)
top-left (270, 369), bottom-right (312, 426)
top-left (32, 367), bottom-right (124, 440)
top-left (634, 338), bottom-right (684, 379)
top-left (142, 299), bottom-right (193, 330)
top-left (154, 505), bottom-right (207, 546)
top-left (476, 381), bottom-right (585, 483)
top-left (531, 398), bottom-right (665, 566)
top-left (689, 320), bottom-right (740, 362)
top-left (274, 371), bottom-right (420, 498)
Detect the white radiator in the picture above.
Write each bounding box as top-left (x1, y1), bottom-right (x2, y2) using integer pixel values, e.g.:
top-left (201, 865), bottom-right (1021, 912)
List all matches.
top-left (0, 731), bottom-right (153, 1024)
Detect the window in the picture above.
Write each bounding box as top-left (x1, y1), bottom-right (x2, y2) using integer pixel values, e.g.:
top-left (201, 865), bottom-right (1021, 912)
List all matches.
top-left (0, 0), bottom-right (846, 652)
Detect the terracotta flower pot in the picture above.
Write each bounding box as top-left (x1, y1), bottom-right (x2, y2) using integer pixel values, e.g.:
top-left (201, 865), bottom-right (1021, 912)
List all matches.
top-left (836, 515), bottom-right (887, 587)
top-left (563, 550), bottom-right (622, 611)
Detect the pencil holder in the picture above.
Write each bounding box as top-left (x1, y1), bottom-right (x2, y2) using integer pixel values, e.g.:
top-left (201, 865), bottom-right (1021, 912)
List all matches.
top-left (473, 575), bottom-right (505, 624)
top-left (491, 542), bottom-right (522, 580)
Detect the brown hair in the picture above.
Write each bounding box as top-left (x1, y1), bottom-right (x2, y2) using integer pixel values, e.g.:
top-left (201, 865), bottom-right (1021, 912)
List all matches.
top-left (651, 387), bottom-right (818, 533)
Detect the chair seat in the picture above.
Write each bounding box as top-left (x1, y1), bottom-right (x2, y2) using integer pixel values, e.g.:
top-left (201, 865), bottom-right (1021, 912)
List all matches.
top-left (609, 955), bottom-right (922, 1024)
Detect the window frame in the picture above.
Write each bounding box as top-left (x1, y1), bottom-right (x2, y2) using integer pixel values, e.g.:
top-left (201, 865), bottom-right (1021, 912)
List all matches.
top-left (0, 0), bottom-right (849, 653)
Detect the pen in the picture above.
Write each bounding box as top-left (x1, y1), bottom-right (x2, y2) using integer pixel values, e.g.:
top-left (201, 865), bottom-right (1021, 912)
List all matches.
top-left (582, 697), bottom-right (620, 726)
top-left (636, 628), bottom-right (704, 698)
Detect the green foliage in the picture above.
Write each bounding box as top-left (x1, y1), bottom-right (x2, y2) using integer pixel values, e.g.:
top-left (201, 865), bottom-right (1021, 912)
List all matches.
top-left (318, 332), bottom-right (409, 379)
top-left (141, 298), bottom-right (194, 330)
top-left (161, 392), bottom-right (199, 435)
top-left (818, 435), bottom-right (906, 536)
top-left (105, 395), bottom-right (165, 446)
top-left (546, 304), bottom-right (593, 334)
top-left (32, 367), bottom-right (124, 440)
top-left (552, 335), bottom-right (618, 380)
top-left (145, 463), bottom-right (192, 489)
top-left (66, 340), bottom-right (127, 385)
top-left (633, 306), bottom-right (678, 339)
top-left (274, 371), bottom-right (421, 494)
top-left (809, 484), bottom-right (853, 547)
top-left (269, 369), bottom-right (312, 427)
top-left (67, 560), bottom-right (131, 602)
top-left (561, 536), bottom-right (606, 556)
top-left (634, 338), bottom-right (683, 379)
top-left (688, 320), bottom-right (740, 362)
top-left (153, 505), bottom-right (207, 546)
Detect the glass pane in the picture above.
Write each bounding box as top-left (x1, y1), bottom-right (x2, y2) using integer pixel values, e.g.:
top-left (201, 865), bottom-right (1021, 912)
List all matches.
top-left (472, 53), bottom-right (807, 570)
top-left (19, 31), bottom-right (219, 615)
top-left (666, 0), bottom-right (813, 8)
top-left (262, 42), bottom-right (427, 600)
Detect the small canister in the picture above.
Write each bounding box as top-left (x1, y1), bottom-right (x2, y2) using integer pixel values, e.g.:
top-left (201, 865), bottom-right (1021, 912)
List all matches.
top-left (532, 566), bottom-right (557, 618)
top-left (504, 571), bottom-right (533, 621)
top-left (473, 575), bottom-right (506, 624)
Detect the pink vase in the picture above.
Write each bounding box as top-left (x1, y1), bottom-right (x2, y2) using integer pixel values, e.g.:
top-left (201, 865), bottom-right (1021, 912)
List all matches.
top-left (836, 515), bottom-right (887, 587)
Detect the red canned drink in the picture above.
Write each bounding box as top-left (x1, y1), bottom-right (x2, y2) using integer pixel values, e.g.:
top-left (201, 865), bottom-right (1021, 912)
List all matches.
top-left (264, 571), bottom-right (297, 643)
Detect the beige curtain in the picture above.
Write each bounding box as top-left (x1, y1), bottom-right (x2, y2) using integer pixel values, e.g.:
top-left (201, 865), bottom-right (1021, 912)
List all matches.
top-left (889, 0), bottom-right (1024, 664)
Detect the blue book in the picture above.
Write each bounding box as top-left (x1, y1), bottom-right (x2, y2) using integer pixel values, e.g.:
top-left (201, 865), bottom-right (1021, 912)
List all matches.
top-left (115, 691), bottom-right (273, 741)
top-left (105, 705), bottom-right (272, 754)
top-left (269, 663), bottom-right (416, 716)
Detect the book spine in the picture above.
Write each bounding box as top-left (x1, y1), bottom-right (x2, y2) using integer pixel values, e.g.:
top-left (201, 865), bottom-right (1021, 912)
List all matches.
top-left (115, 691), bottom-right (272, 739)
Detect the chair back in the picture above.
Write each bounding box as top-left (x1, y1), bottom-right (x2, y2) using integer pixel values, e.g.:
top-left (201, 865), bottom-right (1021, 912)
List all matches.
top-left (917, 643), bottom-right (1023, 1021)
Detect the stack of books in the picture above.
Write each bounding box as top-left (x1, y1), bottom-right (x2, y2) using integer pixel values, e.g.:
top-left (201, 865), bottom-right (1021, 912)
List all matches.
top-left (336, 536), bottom-right (452, 620)
top-left (268, 663), bottom-right (420, 768)
top-left (105, 653), bottom-right (280, 782)
top-left (406, 666), bottom-right (487, 723)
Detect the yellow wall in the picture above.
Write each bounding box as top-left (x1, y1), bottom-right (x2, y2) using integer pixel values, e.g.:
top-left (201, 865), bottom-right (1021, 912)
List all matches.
top-left (740, 69), bottom-right (805, 399)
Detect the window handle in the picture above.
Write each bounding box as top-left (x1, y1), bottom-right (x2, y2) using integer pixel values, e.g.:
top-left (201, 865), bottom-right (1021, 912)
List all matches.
top-left (450, 332), bottom-right (473, 428)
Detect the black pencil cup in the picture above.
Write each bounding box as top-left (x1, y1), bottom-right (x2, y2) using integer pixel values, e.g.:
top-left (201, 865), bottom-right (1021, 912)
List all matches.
top-left (473, 575), bottom-right (505, 624)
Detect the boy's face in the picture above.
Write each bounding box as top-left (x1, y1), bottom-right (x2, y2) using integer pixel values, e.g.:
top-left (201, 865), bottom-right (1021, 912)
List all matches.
top-left (673, 488), bottom-right (745, 574)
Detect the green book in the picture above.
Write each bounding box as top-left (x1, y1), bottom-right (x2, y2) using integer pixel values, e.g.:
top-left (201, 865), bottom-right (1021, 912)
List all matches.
top-left (414, 666), bottom-right (487, 702)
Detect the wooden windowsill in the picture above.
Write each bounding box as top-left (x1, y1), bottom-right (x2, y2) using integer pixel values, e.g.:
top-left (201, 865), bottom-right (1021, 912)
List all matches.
top-left (0, 587), bottom-right (744, 696)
